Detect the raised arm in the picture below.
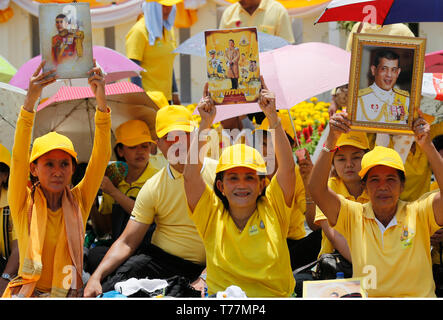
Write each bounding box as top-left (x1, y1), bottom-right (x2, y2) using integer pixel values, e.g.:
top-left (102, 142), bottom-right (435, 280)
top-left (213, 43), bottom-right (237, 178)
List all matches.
top-left (8, 61), bottom-right (56, 216)
top-left (183, 84), bottom-right (216, 212)
top-left (259, 78), bottom-right (295, 206)
top-left (76, 62), bottom-right (111, 216)
top-left (413, 113), bottom-right (443, 226)
top-left (308, 112), bottom-right (351, 226)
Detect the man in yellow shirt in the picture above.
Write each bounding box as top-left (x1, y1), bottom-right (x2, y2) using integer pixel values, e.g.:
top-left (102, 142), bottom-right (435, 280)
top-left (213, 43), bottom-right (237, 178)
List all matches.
top-left (219, 0), bottom-right (294, 44)
top-left (83, 105), bottom-right (217, 297)
top-left (126, 0), bottom-right (179, 102)
top-left (309, 111), bottom-right (443, 297)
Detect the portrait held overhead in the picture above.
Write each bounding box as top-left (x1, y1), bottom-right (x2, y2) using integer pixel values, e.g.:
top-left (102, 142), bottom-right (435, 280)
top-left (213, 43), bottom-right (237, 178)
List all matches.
top-left (347, 33), bottom-right (426, 135)
top-left (2, 0), bottom-right (443, 305)
top-left (38, 3), bottom-right (93, 79)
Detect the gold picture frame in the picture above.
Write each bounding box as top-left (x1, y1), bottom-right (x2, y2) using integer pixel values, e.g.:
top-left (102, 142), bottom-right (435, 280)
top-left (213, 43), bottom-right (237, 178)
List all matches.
top-left (347, 33), bottom-right (426, 135)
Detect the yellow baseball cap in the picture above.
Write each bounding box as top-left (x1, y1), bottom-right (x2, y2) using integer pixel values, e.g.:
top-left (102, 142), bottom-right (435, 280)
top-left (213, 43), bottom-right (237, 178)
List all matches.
top-left (216, 143), bottom-right (267, 174)
top-left (0, 144), bottom-right (11, 168)
top-left (336, 131), bottom-right (369, 150)
top-left (115, 120), bottom-right (154, 147)
top-left (147, 91), bottom-right (169, 109)
top-left (145, 0), bottom-right (182, 6)
top-left (30, 132), bottom-right (77, 163)
top-left (358, 145), bottom-right (405, 178)
top-left (256, 112), bottom-right (296, 139)
top-left (156, 104), bottom-right (196, 138)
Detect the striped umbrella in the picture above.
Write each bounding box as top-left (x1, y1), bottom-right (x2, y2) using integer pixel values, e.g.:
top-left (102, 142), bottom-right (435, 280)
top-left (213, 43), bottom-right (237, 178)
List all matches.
top-left (315, 0), bottom-right (443, 25)
top-left (34, 81), bottom-right (159, 163)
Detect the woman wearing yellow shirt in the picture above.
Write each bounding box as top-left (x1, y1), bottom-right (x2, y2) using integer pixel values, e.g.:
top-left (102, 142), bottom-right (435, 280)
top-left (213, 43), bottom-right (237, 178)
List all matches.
top-left (311, 131), bottom-right (370, 264)
top-left (3, 61), bottom-right (111, 298)
top-left (85, 119), bottom-right (159, 274)
top-left (184, 82), bottom-right (297, 297)
top-left (309, 111), bottom-right (443, 297)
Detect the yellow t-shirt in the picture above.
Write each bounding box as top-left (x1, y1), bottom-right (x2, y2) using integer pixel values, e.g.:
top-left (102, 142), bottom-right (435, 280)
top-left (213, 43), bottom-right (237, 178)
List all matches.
top-left (219, 0), bottom-right (295, 44)
top-left (287, 165), bottom-right (307, 240)
top-left (401, 144), bottom-right (432, 202)
top-left (430, 181), bottom-right (439, 191)
top-left (125, 16), bottom-right (177, 100)
top-left (189, 176), bottom-right (295, 297)
top-left (0, 188), bottom-right (16, 259)
top-left (131, 158), bottom-right (217, 265)
top-left (9, 107), bottom-right (111, 293)
top-left (314, 177), bottom-right (369, 257)
top-left (99, 162), bottom-right (159, 215)
top-left (314, 177), bottom-right (369, 258)
top-left (335, 192), bottom-right (440, 297)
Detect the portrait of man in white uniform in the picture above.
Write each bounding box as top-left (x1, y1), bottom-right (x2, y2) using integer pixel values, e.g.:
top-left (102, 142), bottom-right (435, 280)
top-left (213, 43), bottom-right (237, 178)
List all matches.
top-left (356, 50), bottom-right (410, 124)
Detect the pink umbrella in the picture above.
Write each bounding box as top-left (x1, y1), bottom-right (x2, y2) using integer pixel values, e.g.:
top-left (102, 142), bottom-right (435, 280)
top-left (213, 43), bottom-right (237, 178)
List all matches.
top-left (9, 45), bottom-right (144, 92)
top-left (34, 81), bottom-right (158, 163)
top-left (425, 50), bottom-right (443, 73)
top-left (199, 42), bottom-right (351, 123)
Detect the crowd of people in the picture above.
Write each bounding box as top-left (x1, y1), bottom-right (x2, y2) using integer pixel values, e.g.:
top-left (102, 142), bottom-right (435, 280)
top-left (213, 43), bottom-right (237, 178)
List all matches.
top-left (0, 0), bottom-right (442, 299)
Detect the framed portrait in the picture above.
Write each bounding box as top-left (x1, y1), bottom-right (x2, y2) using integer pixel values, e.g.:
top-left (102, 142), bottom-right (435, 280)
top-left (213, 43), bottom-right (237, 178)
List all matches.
top-left (347, 34), bottom-right (426, 135)
top-left (39, 3), bottom-right (93, 79)
top-left (205, 27), bottom-right (261, 105)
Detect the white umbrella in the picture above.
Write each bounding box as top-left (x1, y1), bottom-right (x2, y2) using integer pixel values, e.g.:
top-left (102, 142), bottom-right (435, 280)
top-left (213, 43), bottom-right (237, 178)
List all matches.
top-left (0, 82), bottom-right (27, 151)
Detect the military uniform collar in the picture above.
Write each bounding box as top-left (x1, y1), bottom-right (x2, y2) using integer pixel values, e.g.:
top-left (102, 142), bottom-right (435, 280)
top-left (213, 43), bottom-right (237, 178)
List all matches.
top-left (370, 83), bottom-right (394, 97)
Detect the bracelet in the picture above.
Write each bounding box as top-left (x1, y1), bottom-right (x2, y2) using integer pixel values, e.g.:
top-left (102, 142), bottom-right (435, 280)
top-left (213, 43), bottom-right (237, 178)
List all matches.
top-left (306, 201), bottom-right (315, 205)
top-left (322, 143), bottom-right (339, 153)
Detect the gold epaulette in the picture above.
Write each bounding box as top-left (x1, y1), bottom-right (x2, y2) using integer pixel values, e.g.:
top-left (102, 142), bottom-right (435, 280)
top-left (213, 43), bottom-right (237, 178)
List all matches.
top-left (358, 87), bottom-right (373, 97)
top-left (393, 87), bottom-right (410, 97)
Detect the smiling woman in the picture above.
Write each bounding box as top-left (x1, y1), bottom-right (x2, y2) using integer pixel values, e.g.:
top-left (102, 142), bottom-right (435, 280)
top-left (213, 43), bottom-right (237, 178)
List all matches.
top-left (183, 80), bottom-right (302, 297)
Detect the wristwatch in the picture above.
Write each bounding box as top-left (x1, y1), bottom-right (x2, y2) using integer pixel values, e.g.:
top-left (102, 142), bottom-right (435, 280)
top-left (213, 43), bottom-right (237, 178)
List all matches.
top-left (199, 273), bottom-right (207, 281)
top-left (1, 273), bottom-right (12, 282)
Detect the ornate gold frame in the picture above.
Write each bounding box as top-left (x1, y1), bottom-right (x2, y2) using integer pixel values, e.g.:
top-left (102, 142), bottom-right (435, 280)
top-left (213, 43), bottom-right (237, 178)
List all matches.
top-left (347, 33), bottom-right (426, 135)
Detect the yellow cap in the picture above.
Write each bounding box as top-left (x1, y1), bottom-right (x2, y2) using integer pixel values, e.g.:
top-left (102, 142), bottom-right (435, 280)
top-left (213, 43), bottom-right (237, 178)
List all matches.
top-left (336, 131), bottom-right (369, 150)
top-left (115, 120), bottom-right (154, 147)
top-left (30, 132), bottom-right (77, 163)
top-left (216, 143), bottom-right (267, 174)
top-left (145, 0), bottom-right (182, 6)
top-left (358, 145), bottom-right (404, 178)
top-left (147, 91), bottom-right (169, 109)
top-left (256, 112), bottom-right (296, 139)
top-left (0, 144), bottom-right (11, 168)
top-left (156, 105), bottom-right (196, 138)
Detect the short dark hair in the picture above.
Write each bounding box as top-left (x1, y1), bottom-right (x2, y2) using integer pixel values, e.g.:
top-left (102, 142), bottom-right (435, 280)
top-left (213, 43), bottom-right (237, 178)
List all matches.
top-left (432, 134), bottom-right (443, 152)
top-left (373, 50), bottom-right (400, 68)
top-left (0, 163), bottom-right (9, 189)
top-left (56, 14), bottom-right (67, 20)
top-left (114, 143), bottom-right (126, 162)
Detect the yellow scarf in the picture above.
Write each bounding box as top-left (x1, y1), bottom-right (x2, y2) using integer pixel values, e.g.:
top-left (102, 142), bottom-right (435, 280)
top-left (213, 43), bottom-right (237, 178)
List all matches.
top-left (3, 186), bottom-right (84, 298)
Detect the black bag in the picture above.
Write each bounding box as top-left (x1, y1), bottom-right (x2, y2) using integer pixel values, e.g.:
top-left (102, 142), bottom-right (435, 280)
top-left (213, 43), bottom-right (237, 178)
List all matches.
top-left (312, 252), bottom-right (353, 280)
